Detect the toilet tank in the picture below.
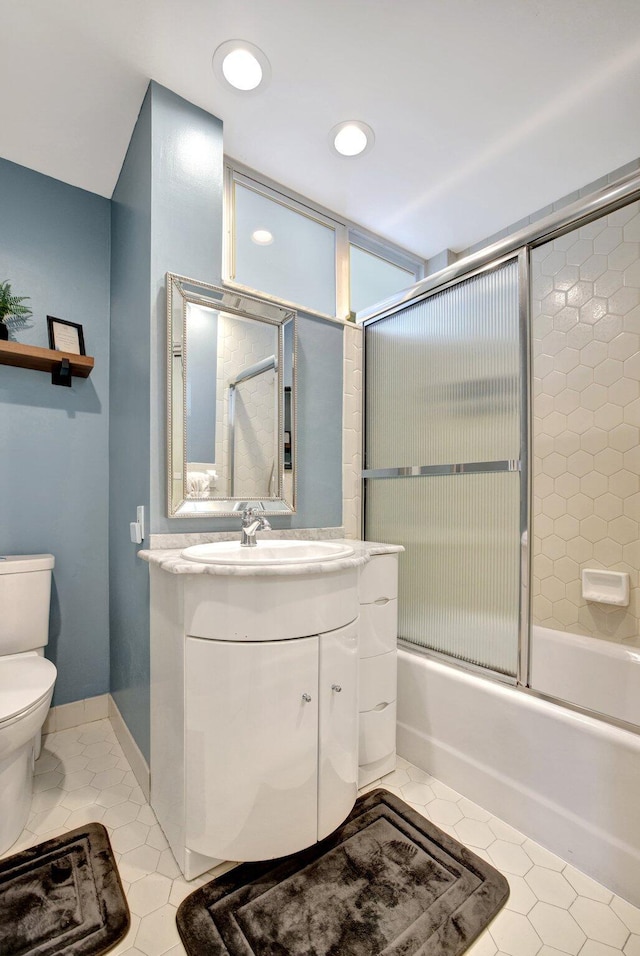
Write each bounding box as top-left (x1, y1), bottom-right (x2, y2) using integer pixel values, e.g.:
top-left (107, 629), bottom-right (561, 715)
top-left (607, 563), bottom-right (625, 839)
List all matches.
top-left (0, 555), bottom-right (55, 655)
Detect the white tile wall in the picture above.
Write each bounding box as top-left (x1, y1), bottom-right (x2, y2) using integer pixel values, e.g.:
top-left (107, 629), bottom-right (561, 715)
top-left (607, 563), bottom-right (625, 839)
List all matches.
top-left (343, 322), bottom-right (363, 539)
top-left (213, 313), bottom-right (277, 498)
top-left (5, 718), bottom-right (640, 955)
top-left (531, 200), bottom-right (640, 642)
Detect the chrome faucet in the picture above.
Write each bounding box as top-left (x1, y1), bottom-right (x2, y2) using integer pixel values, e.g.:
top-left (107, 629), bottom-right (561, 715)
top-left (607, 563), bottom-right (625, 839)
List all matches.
top-left (240, 507), bottom-right (271, 547)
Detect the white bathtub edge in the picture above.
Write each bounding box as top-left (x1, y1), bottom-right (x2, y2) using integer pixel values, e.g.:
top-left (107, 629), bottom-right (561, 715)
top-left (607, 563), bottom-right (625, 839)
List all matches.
top-left (397, 649), bottom-right (640, 907)
top-left (531, 624), bottom-right (640, 728)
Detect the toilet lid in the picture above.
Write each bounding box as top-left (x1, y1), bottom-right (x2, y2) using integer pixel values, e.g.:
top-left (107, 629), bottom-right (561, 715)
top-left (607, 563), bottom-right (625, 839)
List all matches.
top-left (0, 657), bottom-right (57, 722)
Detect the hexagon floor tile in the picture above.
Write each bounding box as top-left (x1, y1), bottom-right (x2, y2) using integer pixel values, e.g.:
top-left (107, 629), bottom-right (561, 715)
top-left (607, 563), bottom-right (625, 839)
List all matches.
top-left (2, 718), bottom-right (640, 956)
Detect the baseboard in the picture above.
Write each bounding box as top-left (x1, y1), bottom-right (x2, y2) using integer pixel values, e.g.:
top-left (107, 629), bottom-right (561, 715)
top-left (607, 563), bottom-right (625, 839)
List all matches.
top-left (358, 752), bottom-right (396, 789)
top-left (42, 694), bottom-right (109, 734)
top-left (108, 694), bottom-right (150, 800)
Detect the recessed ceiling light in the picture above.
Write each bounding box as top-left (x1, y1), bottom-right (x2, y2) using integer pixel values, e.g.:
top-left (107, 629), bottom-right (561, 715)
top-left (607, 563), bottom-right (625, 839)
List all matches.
top-left (212, 40), bottom-right (271, 93)
top-left (251, 229), bottom-right (274, 245)
top-left (330, 121), bottom-right (375, 157)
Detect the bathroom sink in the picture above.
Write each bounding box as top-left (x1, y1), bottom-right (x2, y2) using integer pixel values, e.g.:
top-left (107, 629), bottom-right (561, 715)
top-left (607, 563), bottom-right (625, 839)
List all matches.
top-left (181, 539), bottom-right (354, 566)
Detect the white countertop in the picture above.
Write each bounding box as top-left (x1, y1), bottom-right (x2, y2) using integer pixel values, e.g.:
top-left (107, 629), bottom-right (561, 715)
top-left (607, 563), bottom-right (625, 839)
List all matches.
top-left (139, 538), bottom-right (403, 577)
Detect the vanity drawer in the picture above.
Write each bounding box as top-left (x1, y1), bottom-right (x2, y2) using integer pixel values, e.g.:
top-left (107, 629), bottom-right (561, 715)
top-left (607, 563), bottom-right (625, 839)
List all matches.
top-left (359, 599), bottom-right (397, 659)
top-left (358, 554), bottom-right (398, 604)
top-left (359, 701), bottom-right (397, 766)
top-left (359, 651), bottom-right (397, 713)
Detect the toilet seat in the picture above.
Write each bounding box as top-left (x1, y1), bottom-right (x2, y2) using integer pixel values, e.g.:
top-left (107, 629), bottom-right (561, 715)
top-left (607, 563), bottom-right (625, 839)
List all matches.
top-left (0, 657), bottom-right (57, 725)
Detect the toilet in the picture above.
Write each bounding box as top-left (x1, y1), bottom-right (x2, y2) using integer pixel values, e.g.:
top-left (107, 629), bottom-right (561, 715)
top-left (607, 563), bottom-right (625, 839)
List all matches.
top-left (0, 554), bottom-right (57, 855)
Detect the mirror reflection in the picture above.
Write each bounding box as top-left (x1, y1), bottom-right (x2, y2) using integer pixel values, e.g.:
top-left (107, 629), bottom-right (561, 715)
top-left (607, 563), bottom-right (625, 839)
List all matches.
top-left (167, 275), bottom-right (296, 516)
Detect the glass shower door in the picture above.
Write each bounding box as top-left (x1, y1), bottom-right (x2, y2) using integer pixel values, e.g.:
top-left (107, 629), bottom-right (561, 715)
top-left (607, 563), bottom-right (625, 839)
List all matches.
top-left (364, 260), bottom-right (523, 677)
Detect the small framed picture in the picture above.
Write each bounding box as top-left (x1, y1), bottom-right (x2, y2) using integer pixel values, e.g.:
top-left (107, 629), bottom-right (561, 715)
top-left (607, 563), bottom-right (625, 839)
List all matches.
top-left (47, 316), bottom-right (86, 355)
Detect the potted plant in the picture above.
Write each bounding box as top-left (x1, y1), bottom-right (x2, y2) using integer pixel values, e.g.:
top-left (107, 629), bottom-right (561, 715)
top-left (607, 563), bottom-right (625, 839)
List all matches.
top-left (0, 280), bottom-right (32, 341)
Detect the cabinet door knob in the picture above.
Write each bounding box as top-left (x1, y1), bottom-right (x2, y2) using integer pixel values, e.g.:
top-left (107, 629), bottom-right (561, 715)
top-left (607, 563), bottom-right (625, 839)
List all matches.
top-left (301, 693), bottom-right (312, 702)
top-left (331, 683), bottom-right (342, 693)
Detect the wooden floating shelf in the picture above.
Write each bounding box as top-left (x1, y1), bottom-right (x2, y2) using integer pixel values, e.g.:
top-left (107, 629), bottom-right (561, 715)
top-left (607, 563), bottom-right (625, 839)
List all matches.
top-left (0, 340), bottom-right (94, 379)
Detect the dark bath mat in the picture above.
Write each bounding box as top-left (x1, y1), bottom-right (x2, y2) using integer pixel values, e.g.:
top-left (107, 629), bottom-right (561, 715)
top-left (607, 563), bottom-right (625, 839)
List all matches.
top-left (0, 822), bottom-right (130, 956)
top-left (177, 788), bottom-right (509, 956)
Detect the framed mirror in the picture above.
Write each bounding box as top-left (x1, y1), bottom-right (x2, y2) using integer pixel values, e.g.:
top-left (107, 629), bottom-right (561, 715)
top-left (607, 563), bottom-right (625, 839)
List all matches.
top-left (167, 273), bottom-right (296, 517)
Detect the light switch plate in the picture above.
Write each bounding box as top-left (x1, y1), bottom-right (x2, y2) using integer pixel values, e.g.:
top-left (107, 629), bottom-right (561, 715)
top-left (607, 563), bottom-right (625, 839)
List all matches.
top-left (136, 506), bottom-right (145, 541)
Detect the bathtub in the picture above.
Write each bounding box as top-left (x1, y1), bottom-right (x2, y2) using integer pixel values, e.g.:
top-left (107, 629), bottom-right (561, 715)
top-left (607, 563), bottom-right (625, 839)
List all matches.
top-left (397, 645), bottom-right (640, 906)
top-left (530, 624), bottom-right (640, 728)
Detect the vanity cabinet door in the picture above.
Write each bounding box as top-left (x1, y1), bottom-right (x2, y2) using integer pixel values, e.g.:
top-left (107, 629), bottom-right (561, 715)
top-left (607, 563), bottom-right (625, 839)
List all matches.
top-left (185, 635), bottom-right (319, 862)
top-left (317, 621), bottom-right (359, 840)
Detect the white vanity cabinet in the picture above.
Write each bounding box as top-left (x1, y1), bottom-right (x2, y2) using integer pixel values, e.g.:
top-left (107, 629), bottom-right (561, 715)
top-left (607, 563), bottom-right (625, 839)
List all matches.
top-left (185, 622), bottom-right (358, 863)
top-left (149, 561), bottom-right (360, 881)
top-left (357, 552), bottom-right (399, 787)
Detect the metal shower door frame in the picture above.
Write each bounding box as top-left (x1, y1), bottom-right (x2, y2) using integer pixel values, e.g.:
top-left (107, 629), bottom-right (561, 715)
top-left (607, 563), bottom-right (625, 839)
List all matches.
top-left (361, 252), bottom-right (527, 686)
top-left (360, 165), bottom-right (640, 691)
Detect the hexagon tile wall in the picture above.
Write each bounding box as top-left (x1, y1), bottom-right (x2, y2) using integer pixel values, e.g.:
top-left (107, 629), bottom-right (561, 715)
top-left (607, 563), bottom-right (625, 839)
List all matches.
top-left (531, 200), bottom-right (640, 642)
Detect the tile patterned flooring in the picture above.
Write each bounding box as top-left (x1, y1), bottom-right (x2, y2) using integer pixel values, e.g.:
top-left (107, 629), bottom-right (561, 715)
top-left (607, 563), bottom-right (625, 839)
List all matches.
top-left (3, 718), bottom-right (640, 956)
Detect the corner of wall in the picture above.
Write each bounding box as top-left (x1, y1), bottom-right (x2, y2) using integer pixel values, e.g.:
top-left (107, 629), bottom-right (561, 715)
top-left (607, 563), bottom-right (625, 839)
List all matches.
top-left (426, 248), bottom-right (458, 276)
top-left (109, 85), bottom-right (153, 762)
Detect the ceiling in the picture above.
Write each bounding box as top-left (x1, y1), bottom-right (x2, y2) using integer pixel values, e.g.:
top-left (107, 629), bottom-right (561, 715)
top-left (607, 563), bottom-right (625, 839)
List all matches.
top-left (3, 0), bottom-right (640, 259)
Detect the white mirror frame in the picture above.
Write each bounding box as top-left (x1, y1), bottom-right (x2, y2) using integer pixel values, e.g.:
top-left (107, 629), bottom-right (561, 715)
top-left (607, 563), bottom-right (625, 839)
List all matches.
top-left (166, 272), bottom-right (297, 517)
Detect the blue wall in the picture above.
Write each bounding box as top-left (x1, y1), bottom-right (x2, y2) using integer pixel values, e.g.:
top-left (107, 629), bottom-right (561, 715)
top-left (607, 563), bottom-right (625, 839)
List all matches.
top-left (0, 82), bottom-right (345, 763)
top-left (0, 158), bottom-right (111, 706)
top-left (149, 83), bottom-right (224, 535)
top-left (109, 88), bottom-right (153, 758)
top-left (110, 83), bottom-right (224, 760)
